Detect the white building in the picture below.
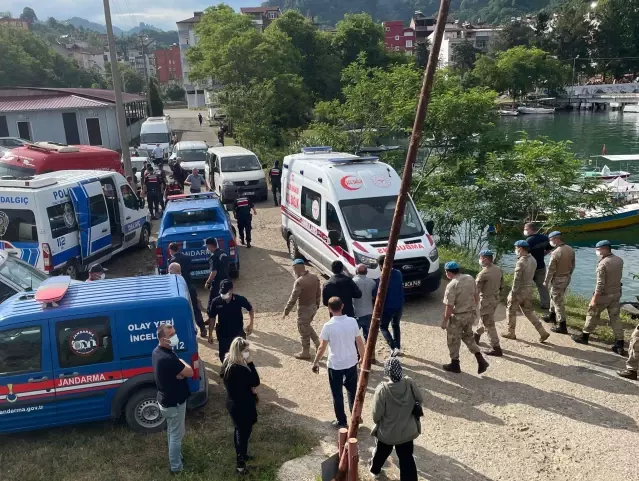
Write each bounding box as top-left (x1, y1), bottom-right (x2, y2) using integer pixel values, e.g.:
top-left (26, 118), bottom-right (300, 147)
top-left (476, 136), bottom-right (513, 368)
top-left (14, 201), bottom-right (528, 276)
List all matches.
top-left (0, 88), bottom-right (147, 151)
top-left (428, 21), bottom-right (501, 67)
top-left (177, 12), bottom-right (210, 108)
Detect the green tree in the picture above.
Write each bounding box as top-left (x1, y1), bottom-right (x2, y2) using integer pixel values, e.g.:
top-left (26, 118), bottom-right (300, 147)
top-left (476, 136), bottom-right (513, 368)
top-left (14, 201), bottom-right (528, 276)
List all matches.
top-left (0, 12), bottom-right (11, 19)
top-left (332, 13), bottom-right (387, 68)
top-left (548, 0), bottom-right (592, 72)
top-left (148, 79), bottom-right (164, 116)
top-left (593, 0), bottom-right (639, 76)
top-left (164, 84), bottom-right (186, 101)
top-left (104, 62), bottom-right (145, 93)
top-left (490, 21), bottom-right (534, 52)
top-left (19, 7), bottom-right (37, 23)
top-left (452, 40), bottom-right (479, 72)
top-left (414, 41), bottom-right (431, 70)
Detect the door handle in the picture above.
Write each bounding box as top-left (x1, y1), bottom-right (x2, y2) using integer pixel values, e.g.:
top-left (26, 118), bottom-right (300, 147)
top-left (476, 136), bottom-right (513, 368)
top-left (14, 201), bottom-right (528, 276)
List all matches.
top-left (58, 372), bottom-right (79, 379)
top-left (126, 216), bottom-right (131, 220)
top-left (28, 376), bottom-right (49, 383)
top-left (102, 228), bottom-right (108, 233)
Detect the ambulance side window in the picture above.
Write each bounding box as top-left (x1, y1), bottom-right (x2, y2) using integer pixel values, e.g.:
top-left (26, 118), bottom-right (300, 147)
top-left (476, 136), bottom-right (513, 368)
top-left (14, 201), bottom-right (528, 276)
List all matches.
top-left (89, 195), bottom-right (109, 226)
top-left (0, 325), bottom-right (41, 375)
top-left (55, 317), bottom-right (114, 368)
top-left (47, 202), bottom-right (77, 238)
top-left (301, 187), bottom-right (321, 226)
top-left (326, 202), bottom-right (346, 248)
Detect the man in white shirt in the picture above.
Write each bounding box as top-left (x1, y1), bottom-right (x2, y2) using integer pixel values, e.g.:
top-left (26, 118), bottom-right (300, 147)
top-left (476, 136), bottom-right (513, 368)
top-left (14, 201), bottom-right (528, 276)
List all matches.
top-left (312, 296), bottom-right (365, 428)
top-left (153, 144), bottom-right (164, 165)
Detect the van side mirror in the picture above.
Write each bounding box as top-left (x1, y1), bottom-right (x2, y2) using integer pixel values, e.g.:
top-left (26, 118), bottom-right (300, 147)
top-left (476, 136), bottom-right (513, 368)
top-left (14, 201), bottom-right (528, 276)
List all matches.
top-left (328, 230), bottom-right (341, 247)
top-left (425, 220), bottom-right (434, 235)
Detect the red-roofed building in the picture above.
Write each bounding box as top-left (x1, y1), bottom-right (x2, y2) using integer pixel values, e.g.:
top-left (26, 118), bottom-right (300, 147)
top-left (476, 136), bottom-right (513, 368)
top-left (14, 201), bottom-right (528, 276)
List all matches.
top-left (154, 46), bottom-right (182, 85)
top-left (383, 21), bottom-right (415, 55)
top-left (240, 6), bottom-right (282, 32)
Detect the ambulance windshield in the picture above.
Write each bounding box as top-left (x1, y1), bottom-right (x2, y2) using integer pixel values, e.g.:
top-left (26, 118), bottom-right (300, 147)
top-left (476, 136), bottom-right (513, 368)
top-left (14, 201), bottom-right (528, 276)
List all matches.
top-left (339, 196), bottom-right (423, 241)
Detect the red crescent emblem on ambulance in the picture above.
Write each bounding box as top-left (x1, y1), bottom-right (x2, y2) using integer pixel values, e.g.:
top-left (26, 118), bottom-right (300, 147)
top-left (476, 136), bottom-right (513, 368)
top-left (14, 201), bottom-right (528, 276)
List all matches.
top-left (340, 175), bottom-right (363, 191)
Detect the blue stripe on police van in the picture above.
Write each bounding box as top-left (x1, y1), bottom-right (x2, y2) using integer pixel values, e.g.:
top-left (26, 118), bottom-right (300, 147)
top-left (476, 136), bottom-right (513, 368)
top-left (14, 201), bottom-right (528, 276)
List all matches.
top-left (91, 235), bottom-right (112, 253)
top-left (78, 183), bottom-right (93, 256)
top-left (52, 245), bottom-right (81, 267)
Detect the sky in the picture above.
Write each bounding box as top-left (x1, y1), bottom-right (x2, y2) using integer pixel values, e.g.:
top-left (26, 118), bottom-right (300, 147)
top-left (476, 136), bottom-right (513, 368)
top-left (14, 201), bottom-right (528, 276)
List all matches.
top-left (2, 1), bottom-right (263, 31)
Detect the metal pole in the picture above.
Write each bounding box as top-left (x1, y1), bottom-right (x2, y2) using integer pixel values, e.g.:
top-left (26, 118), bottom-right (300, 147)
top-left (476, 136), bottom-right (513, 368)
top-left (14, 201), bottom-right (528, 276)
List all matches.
top-left (139, 35), bottom-right (153, 116)
top-left (333, 0), bottom-right (452, 478)
top-left (103, 0), bottom-right (132, 178)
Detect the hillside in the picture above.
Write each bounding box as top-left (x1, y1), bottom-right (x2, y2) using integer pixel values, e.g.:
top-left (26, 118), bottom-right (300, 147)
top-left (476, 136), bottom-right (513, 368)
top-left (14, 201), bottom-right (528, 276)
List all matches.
top-left (64, 17), bottom-right (164, 37)
top-left (263, 0), bottom-right (566, 25)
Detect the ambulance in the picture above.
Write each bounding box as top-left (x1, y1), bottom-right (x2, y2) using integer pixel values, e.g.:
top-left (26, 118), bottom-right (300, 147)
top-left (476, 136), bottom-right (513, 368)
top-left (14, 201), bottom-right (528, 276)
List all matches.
top-left (0, 171), bottom-right (151, 279)
top-left (280, 147), bottom-right (441, 294)
top-left (139, 116), bottom-right (173, 159)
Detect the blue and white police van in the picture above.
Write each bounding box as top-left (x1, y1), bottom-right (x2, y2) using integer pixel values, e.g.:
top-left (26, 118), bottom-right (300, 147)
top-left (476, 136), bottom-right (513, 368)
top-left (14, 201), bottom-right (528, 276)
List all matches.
top-left (156, 192), bottom-right (240, 279)
top-left (0, 170), bottom-right (151, 279)
top-left (0, 274), bottom-right (208, 434)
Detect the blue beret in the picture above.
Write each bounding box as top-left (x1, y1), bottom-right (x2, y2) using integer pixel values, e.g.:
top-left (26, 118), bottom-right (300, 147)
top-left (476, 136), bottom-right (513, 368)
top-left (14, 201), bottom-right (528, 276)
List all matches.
top-left (514, 240), bottom-right (529, 248)
top-left (479, 249), bottom-right (494, 257)
top-left (596, 240), bottom-right (611, 248)
top-left (292, 258), bottom-right (305, 265)
top-left (548, 231), bottom-right (561, 239)
top-left (445, 261), bottom-right (460, 270)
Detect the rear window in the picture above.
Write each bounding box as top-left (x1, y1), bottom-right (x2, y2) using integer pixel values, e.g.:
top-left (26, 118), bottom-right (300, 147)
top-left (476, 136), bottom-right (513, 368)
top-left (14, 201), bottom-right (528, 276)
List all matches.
top-left (141, 132), bottom-right (170, 144)
top-left (170, 209), bottom-right (217, 226)
top-left (47, 202), bottom-right (77, 238)
top-left (0, 208), bottom-right (38, 242)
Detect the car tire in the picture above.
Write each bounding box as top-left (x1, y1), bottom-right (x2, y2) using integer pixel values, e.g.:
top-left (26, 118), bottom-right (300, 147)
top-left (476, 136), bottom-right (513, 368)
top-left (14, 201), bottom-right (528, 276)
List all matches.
top-left (288, 235), bottom-right (302, 261)
top-left (63, 260), bottom-right (79, 280)
top-left (124, 387), bottom-right (165, 434)
top-left (138, 223), bottom-right (151, 248)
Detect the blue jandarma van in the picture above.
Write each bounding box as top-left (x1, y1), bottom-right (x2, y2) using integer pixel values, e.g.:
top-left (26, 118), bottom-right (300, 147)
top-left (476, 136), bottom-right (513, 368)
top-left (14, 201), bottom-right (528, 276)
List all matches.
top-left (0, 275), bottom-right (208, 434)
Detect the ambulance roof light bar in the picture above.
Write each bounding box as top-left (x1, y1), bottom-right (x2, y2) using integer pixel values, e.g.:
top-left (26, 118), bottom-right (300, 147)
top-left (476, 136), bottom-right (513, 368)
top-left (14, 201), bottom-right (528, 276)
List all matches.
top-left (301, 146), bottom-right (333, 154)
top-left (326, 156), bottom-right (379, 164)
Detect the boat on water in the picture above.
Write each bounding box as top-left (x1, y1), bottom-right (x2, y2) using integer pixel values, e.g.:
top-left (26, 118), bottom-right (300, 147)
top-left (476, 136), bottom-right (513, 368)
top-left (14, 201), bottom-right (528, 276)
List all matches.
top-left (623, 103), bottom-right (639, 113)
top-left (559, 203), bottom-right (639, 233)
top-left (517, 106), bottom-right (556, 114)
top-left (499, 109), bottom-right (519, 116)
top-left (581, 165), bottom-right (631, 181)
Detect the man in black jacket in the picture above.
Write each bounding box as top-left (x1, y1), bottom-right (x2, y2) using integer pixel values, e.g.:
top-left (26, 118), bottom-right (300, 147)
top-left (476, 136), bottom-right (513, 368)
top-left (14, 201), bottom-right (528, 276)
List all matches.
top-left (322, 260), bottom-right (362, 318)
top-left (168, 242), bottom-right (192, 287)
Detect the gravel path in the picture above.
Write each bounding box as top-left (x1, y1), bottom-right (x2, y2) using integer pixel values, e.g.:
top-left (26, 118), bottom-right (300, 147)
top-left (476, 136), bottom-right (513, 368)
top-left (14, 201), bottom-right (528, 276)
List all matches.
top-left (109, 111), bottom-right (639, 481)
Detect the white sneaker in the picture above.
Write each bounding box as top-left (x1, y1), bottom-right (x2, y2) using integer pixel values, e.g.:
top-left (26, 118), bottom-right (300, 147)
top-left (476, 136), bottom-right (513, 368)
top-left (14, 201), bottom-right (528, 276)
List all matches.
top-left (391, 348), bottom-right (400, 357)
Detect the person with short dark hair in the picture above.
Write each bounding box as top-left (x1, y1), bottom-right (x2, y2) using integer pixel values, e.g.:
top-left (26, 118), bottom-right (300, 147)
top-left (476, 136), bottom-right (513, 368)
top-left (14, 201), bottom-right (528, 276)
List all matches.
top-left (208, 280), bottom-right (255, 362)
top-left (172, 159), bottom-right (186, 189)
top-left (152, 323), bottom-right (193, 475)
top-left (198, 112), bottom-right (203, 127)
top-left (143, 164), bottom-right (162, 219)
top-left (205, 237), bottom-right (229, 312)
top-left (168, 242), bottom-right (192, 287)
top-left (322, 260), bottom-right (362, 318)
top-left (86, 264), bottom-right (106, 282)
top-left (374, 255), bottom-right (405, 357)
top-left (352, 264), bottom-right (376, 343)
top-left (233, 196), bottom-right (257, 248)
top-left (269, 161), bottom-right (282, 206)
top-left (312, 296), bottom-right (365, 428)
top-left (167, 261), bottom-right (207, 339)
top-left (185, 168), bottom-right (209, 194)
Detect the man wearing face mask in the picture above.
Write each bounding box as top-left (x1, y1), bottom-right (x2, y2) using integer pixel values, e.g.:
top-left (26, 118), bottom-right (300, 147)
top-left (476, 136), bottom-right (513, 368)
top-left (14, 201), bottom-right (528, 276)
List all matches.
top-left (86, 264), bottom-right (106, 282)
top-left (473, 250), bottom-right (504, 356)
top-left (503, 240), bottom-right (551, 342)
top-left (208, 280), bottom-right (255, 362)
top-left (523, 223), bottom-right (551, 312)
top-left (542, 231), bottom-right (576, 334)
top-left (152, 323), bottom-right (193, 475)
top-left (573, 240), bottom-right (625, 355)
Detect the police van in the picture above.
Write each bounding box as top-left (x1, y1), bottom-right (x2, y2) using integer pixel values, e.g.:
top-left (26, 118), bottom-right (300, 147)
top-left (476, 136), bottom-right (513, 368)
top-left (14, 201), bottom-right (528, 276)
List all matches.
top-left (0, 170), bottom-right (151, 279)
top-left (0, 274), bottom-right (208, 434)
top-left (280, 147), bottom-right (441, 295)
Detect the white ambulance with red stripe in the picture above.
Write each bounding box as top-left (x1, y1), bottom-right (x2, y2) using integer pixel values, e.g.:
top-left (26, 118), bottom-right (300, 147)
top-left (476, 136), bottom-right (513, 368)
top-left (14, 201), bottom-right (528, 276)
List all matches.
top-left (280, 147), bottom-right (441, 294)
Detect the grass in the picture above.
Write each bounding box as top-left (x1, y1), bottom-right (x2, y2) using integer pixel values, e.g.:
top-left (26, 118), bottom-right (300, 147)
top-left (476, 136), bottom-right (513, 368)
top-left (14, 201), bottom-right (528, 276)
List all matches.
top-left (0, 399), bottom-right (316, 481)
top-left (439, 245), bottom-right (637, 343)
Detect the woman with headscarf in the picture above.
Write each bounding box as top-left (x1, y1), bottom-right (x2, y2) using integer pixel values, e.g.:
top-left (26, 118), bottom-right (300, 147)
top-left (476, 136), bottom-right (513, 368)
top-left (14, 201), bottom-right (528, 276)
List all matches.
top-left (220, 337), bottom-right (260, 475)
top-left (370, 357), bottom-right (423, 480)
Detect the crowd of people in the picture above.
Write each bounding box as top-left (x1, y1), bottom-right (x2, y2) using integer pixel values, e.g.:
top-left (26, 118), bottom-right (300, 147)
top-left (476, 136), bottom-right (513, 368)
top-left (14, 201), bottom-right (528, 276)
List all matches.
top-left (146, 218), bottom-right (637, 478)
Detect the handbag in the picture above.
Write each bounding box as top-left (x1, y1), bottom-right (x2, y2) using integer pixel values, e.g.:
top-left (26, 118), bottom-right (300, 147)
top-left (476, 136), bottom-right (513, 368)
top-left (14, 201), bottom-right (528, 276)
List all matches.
top-left (409, 381), bottom-right (424, 418)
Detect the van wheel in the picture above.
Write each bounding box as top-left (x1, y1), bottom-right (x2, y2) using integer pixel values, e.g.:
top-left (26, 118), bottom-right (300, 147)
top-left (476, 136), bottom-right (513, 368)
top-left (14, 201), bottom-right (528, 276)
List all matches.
top-left (63, 261), bottom-right (79, 280)
top-left (288, 235), bottom-right (302, 261)
top-left (138, 224), bottom-right (151, 248)
top-left (125, 387), bottom-right (165, 434)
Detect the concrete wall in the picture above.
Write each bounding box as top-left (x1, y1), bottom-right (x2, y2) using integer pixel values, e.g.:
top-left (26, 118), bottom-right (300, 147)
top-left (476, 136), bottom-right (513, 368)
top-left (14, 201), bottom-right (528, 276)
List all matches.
top-left (565, 84), bottom-right (639, 96)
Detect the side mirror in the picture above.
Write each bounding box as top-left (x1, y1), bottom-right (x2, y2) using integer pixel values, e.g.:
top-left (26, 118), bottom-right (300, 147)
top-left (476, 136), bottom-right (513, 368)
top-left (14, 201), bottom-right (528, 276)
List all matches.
top-left (425, 220), bottom-right (434, 235)
top-left (328, 230), bottom-right (341, 247)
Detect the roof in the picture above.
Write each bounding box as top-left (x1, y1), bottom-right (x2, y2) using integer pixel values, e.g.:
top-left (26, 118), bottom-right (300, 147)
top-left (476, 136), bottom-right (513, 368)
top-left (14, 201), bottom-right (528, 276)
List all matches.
top-left (0, 170), bottom-right (122, 191)
top-left (206, 146), bottom-right (255, 156)
top-left (0, 275), bottom-right (188, 324)
top-left (0, 95), bottom-right (108, 113)
top-left (599, 154), bottom-right (639, 162)
top-left (241, 7), bottom-right (281, 14)
top-left (165, 195), bottom-right (222, 213)
top-left (0, 88), bottom-right (145, 113)
top-left (176, 141), bottom-right (208, 150)
top-left (177, 12), bottom-right (203, 24)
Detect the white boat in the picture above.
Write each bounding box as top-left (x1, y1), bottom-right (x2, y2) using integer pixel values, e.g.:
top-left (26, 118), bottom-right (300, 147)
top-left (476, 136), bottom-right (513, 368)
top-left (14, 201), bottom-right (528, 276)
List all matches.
top-left (610, 102), bottom-right (621, 110)
top-left (498, 109), bottom-right (519, 116)
top-left (623, 103), bottom-right (639, 113)
top-left (517, 106), bottom-right (555, 114)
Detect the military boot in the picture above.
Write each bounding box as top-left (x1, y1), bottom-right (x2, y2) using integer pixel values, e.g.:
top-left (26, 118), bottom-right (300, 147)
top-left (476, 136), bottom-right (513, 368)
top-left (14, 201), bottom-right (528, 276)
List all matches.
top-left (473, 332), bottom-right (482, 344)
top-left (294, 348), bottom-right (311, 360)
top-left (617, 369), bottom-right (638, 380)
top-left (475, 352), bottom-right (490, 374)
top-left (572, 332), bottom-right (590, 345)
top-left (442, 359), bottom-right (461, 373)
top-left (551, 322), bottom-right (568, 334)
top-left (483, 345), bottom-right (503, 357)
top-left (542, 312), bottom-right (556, 324)
top-left (612, 340), bottom-right (627, 356)
top-left (501, 331), bottom-right (517, 340)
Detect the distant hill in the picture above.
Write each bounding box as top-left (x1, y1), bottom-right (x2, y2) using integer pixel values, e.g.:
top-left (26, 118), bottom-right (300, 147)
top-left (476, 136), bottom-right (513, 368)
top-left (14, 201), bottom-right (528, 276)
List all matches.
top-left (64, 17), bottom-right (165, 37)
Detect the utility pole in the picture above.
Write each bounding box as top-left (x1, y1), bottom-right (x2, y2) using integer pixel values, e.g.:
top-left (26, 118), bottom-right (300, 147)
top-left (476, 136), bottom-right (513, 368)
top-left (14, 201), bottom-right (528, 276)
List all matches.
top-left (332, 0), bottom-right (452, 479)
top-left (139, 35), bottom-right (155, 116)
top-left (103, 0), bottom-right (132, 178)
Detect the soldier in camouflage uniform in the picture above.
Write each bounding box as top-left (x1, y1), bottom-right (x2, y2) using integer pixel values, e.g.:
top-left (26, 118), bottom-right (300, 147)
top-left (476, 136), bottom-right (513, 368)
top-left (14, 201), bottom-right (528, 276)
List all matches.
top-left (573, 240), bottom-right (626, 356)
top-left (441, 261), bottom-right (489, 374)
top-left (542, 231), bottom-right (576, 335)
top-left (473, 250), bottom-right (504, 356)
top-left (503, 240), bottom-right (551, 342)
top-left (618, 325), bottom-right (639, 380)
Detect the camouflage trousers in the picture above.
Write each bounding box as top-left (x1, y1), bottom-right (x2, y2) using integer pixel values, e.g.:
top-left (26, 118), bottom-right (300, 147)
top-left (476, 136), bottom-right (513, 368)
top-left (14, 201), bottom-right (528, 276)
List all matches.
top-left (297, 304), bottom-right (320, 351)
top-left (583, 293), bottom-right (623, 340)
top-left (506, 291), bottom-right (547, 336)
top-left (627, 325), bottom-right (639, 371)
top-left (549, 275), bottom-right (571, 324)
top-left (476, 303), bottom-right (500, 347)
top-left (447, 311), bottom-right (481, 360)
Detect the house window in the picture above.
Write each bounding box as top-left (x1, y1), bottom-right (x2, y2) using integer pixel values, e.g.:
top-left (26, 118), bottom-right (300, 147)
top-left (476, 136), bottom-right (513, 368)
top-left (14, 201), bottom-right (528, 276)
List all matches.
top-left (16, 121), bottom-right (32, 141)
top-left (395, 35), bottom-right (400, 41)
top-left (268, 11), bottom-right (277, 19)
top-left (476, 40), bottom-right (488, 49)
top-left (405, 31), bottom-right (413, 36)
top-left (86, 118), bottom-right (102, 146)
top-left (406, 40), bottom-right (413, 48)
top-left (394, 46), bottom-right (400, 51)
top-left (385, 27), bottom-right (390, 32)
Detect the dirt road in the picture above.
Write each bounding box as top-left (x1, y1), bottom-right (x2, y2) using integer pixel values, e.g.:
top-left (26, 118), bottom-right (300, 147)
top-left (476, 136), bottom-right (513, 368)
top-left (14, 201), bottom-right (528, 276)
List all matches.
top-left (109, 111), bottom-right (638, 481)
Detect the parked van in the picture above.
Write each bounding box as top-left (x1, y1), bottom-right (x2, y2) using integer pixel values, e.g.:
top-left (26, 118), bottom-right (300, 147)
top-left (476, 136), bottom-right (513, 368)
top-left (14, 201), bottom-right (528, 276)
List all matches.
top-left (0, 143), bottom-right (122, 177)
top-left (0, 274), bottom-right (208, 434)
top-left (280, 147), bottom-right (441, 295)
top-left (0, 170), bottom-right (151, 279)
top-left (205, 146), bottom-right (267, 204)
top-left (139, 116), bottom-right (172, 159)
top-left (170, 140), bottom-right (208, 175)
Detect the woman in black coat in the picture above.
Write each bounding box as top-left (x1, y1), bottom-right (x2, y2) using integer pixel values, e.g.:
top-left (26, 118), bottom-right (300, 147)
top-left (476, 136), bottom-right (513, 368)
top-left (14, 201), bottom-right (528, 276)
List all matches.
top-left (220, 337), bottom-right (260, 474)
